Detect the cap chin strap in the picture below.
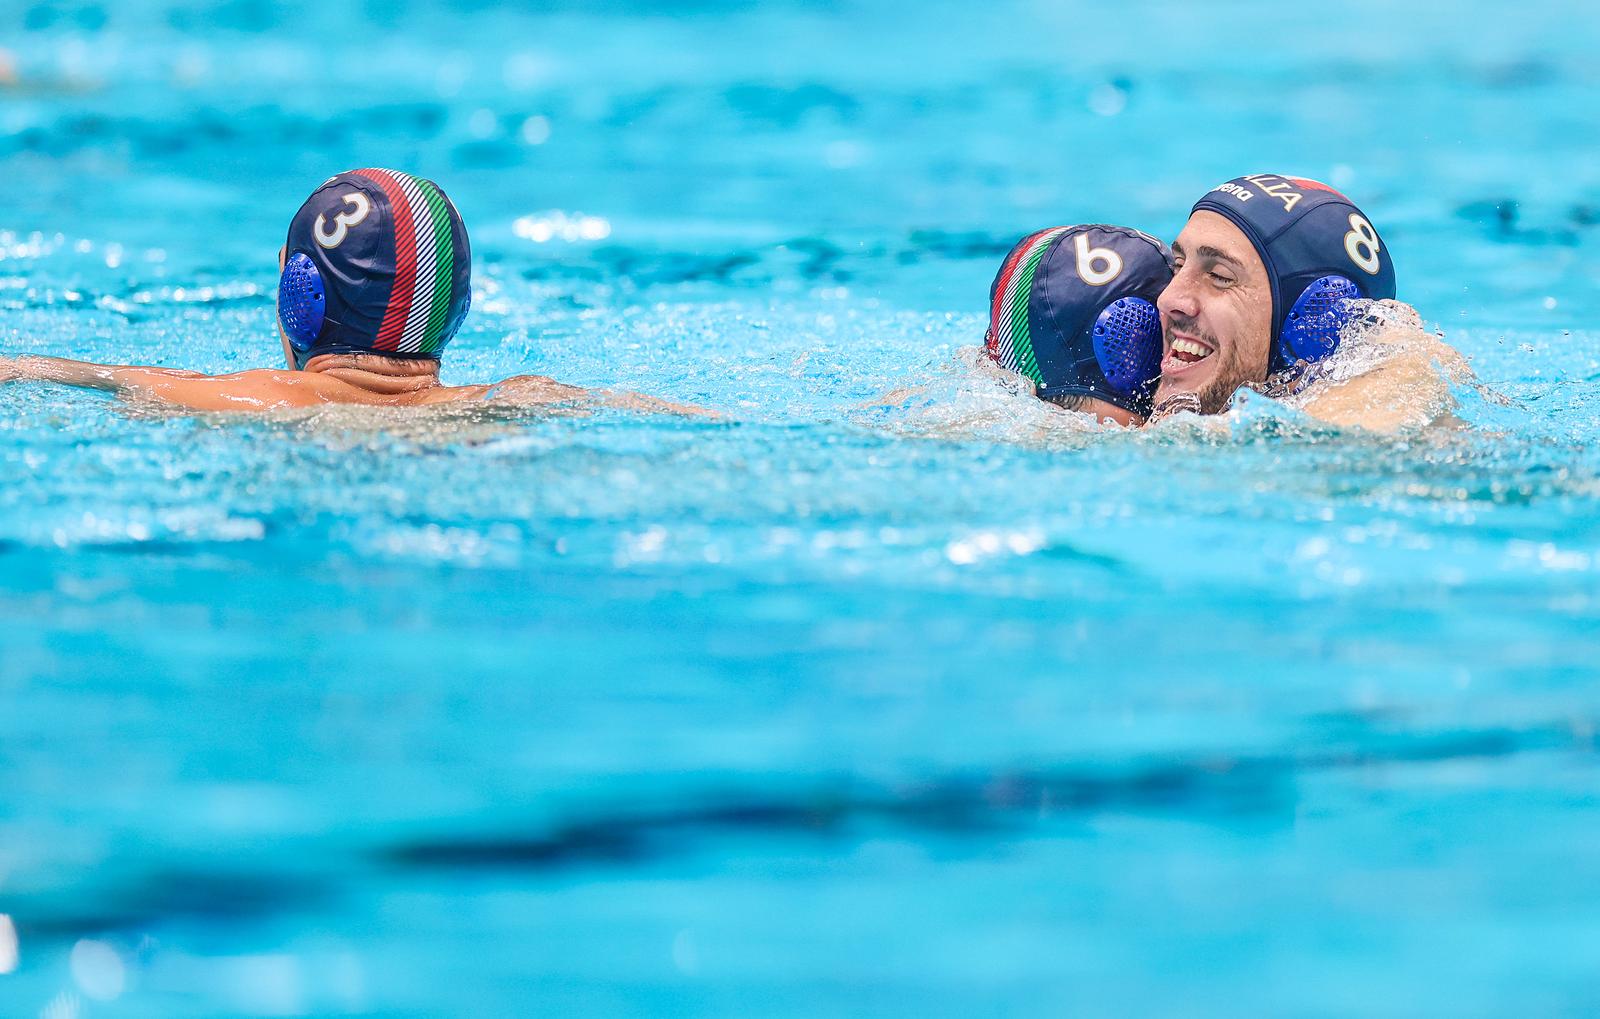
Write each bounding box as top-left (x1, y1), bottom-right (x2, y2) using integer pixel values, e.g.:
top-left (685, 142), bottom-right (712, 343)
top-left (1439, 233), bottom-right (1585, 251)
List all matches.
top-left (1277, 275), bottom-right (1359, 368)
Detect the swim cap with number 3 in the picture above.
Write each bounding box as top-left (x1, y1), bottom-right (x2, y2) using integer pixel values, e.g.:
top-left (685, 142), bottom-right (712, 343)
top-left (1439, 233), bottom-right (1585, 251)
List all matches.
top-left (279, 168), bottom-right (472, 365)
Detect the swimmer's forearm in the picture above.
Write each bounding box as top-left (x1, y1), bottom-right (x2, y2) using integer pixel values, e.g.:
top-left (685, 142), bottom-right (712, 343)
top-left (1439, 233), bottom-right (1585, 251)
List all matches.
top-left (1300, 339), bottom-right (1468, 433)
top-left (6, 355), bottom-right (287, 412)
top-left (14, 355), bottom-right (208, 393)
top-left (859, 384), bottom-right (929, 409)
top-left (597, 389), bottom-right (717, 418)
top-left (482, 375), bottom-right (715, 417)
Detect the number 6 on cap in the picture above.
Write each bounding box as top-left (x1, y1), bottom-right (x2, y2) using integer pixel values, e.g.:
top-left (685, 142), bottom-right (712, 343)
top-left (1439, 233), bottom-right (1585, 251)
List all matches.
top-left (1074, 233), bottom-right (1125, 287)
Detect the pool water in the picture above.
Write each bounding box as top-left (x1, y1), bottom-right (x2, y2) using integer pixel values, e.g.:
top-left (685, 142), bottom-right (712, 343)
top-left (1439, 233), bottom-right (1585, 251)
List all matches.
top-left (3, 1), bottom-right (1600, 1015)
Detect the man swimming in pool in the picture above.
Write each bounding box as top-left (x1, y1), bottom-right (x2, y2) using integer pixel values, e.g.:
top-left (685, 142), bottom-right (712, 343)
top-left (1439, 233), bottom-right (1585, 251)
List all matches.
top-left (1153, 173), bottom-right (1467, 429)
top-left (0, 168), bottom-right (702, 415)
top-left (983, 223), bottom-right (1171, 425)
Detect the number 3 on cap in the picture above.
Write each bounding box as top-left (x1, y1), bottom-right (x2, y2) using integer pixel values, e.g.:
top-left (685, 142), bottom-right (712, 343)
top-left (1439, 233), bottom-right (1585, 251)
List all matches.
top-left (1074, 233), bottom-right (1124, 287)
top-left (314, 192), bottom-right (373, 250)
top-left (1344, 214), bottom-right (1382, 275)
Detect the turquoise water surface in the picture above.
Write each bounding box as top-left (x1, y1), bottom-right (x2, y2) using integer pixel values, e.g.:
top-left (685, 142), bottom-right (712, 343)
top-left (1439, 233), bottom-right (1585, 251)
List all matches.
top-left (3, 1), bottom-right (1600, 1015)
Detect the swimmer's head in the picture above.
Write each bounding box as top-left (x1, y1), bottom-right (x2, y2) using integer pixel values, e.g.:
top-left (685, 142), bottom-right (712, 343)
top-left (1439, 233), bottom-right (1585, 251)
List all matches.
top-left (1155, 174), bottom-right (1396, 413)
top-left (276, 169), bottom-right (472, 370)
top-left (984, 224), bottom-right (1172, 424)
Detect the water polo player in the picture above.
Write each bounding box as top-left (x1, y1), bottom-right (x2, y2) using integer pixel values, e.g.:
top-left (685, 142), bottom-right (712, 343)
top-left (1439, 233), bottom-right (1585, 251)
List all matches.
top-left (1152, 173), bottom-right (1469, 428)
top-left (1145, 171), bottom-right (1478, 428)
top-left (0, 169), bottom-right (702, 415)
top-left (984, 224), bottom-right (1172, 425)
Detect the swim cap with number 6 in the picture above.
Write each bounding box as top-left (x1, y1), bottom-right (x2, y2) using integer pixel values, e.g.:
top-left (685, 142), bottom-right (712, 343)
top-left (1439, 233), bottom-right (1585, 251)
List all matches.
top-left (985, 224), bottom-right (1172, 415)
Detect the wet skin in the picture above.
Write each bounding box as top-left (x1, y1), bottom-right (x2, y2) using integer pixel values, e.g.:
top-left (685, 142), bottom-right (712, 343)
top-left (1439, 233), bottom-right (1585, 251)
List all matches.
top-left (1154, 211), bottom-right (1275, 415)
top-left (1070, 398), bottom-right (1140, 427)
top-left (0, 248), bottom-right (710, 417)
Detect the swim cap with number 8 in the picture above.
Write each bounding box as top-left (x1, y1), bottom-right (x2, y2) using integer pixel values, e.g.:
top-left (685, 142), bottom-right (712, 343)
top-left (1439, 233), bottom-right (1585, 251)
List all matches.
top-left (1191, 173), bottom-right (1395, 369)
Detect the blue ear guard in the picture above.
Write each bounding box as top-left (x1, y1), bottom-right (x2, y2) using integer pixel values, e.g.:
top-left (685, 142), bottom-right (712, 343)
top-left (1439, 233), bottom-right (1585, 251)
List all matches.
top-left (278, 252), bottom-right (326, 353)
top-left (1092, 296), bottom-right (1162, 396)
top-left (1278, 274), bottom-right (1359, 366)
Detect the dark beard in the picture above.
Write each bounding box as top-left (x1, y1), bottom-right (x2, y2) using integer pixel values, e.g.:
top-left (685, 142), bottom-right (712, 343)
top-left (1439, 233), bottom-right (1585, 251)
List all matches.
top-left (1193, 339), bottom-right (1252, 414)
top-left (1159, 315), bottom-right (1260, 415)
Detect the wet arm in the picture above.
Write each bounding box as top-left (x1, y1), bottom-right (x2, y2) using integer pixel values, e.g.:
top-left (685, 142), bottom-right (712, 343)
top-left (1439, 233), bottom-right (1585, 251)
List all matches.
top-left (6, 354), bottom-right (209, 392)
top-left (858, 384), bottom-right (931, 409)
top-left (4, 355), bottom-right (325, 411)
top-left (1301, 340), bottom-right (1474, 433)
top-left (486, 374), bottom-right (716, 418)
top-left (594, 388), bottom-right (716, 418)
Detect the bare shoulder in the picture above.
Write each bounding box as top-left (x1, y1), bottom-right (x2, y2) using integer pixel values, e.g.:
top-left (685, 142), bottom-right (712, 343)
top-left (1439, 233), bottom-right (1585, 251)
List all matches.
top-left (131, 367), bottom-right (355, 411)
top-left (216, 368), bottom-right (317, 387)
top-left (200, 368), bottom-right (349, 408)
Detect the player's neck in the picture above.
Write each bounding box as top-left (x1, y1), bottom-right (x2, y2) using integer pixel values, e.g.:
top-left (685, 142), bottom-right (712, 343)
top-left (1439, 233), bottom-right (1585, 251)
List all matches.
top-left (301, 353), bottom-right (441, 394)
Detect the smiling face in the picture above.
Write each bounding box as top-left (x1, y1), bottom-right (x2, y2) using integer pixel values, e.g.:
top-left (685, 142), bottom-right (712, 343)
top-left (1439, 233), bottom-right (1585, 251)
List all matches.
top-left (1154, 211), bottom-right (1275, 414)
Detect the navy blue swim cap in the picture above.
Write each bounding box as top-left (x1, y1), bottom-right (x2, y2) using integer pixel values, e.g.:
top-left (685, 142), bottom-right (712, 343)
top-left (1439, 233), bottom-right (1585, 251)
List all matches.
top-left (1191, 174), bottom-right (1396, 370)
top-left (985, 224), bottom-right (1172, 415)
top-left (278, 168), bottom-right (471, 368)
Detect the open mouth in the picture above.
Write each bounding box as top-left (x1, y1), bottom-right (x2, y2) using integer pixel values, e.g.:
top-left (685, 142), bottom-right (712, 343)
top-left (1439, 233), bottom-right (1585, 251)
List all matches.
top-left (1171, 336), bottom-right (1213, 363)
top-left (1163, 333), bottom-right (1216, 374)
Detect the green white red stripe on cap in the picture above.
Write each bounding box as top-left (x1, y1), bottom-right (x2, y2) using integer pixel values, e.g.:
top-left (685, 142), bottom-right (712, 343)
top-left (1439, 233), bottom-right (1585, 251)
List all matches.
top-left (351, 167), bottom-right (458, 355)
top-left (989, 226), bottom-right (1069, 384)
